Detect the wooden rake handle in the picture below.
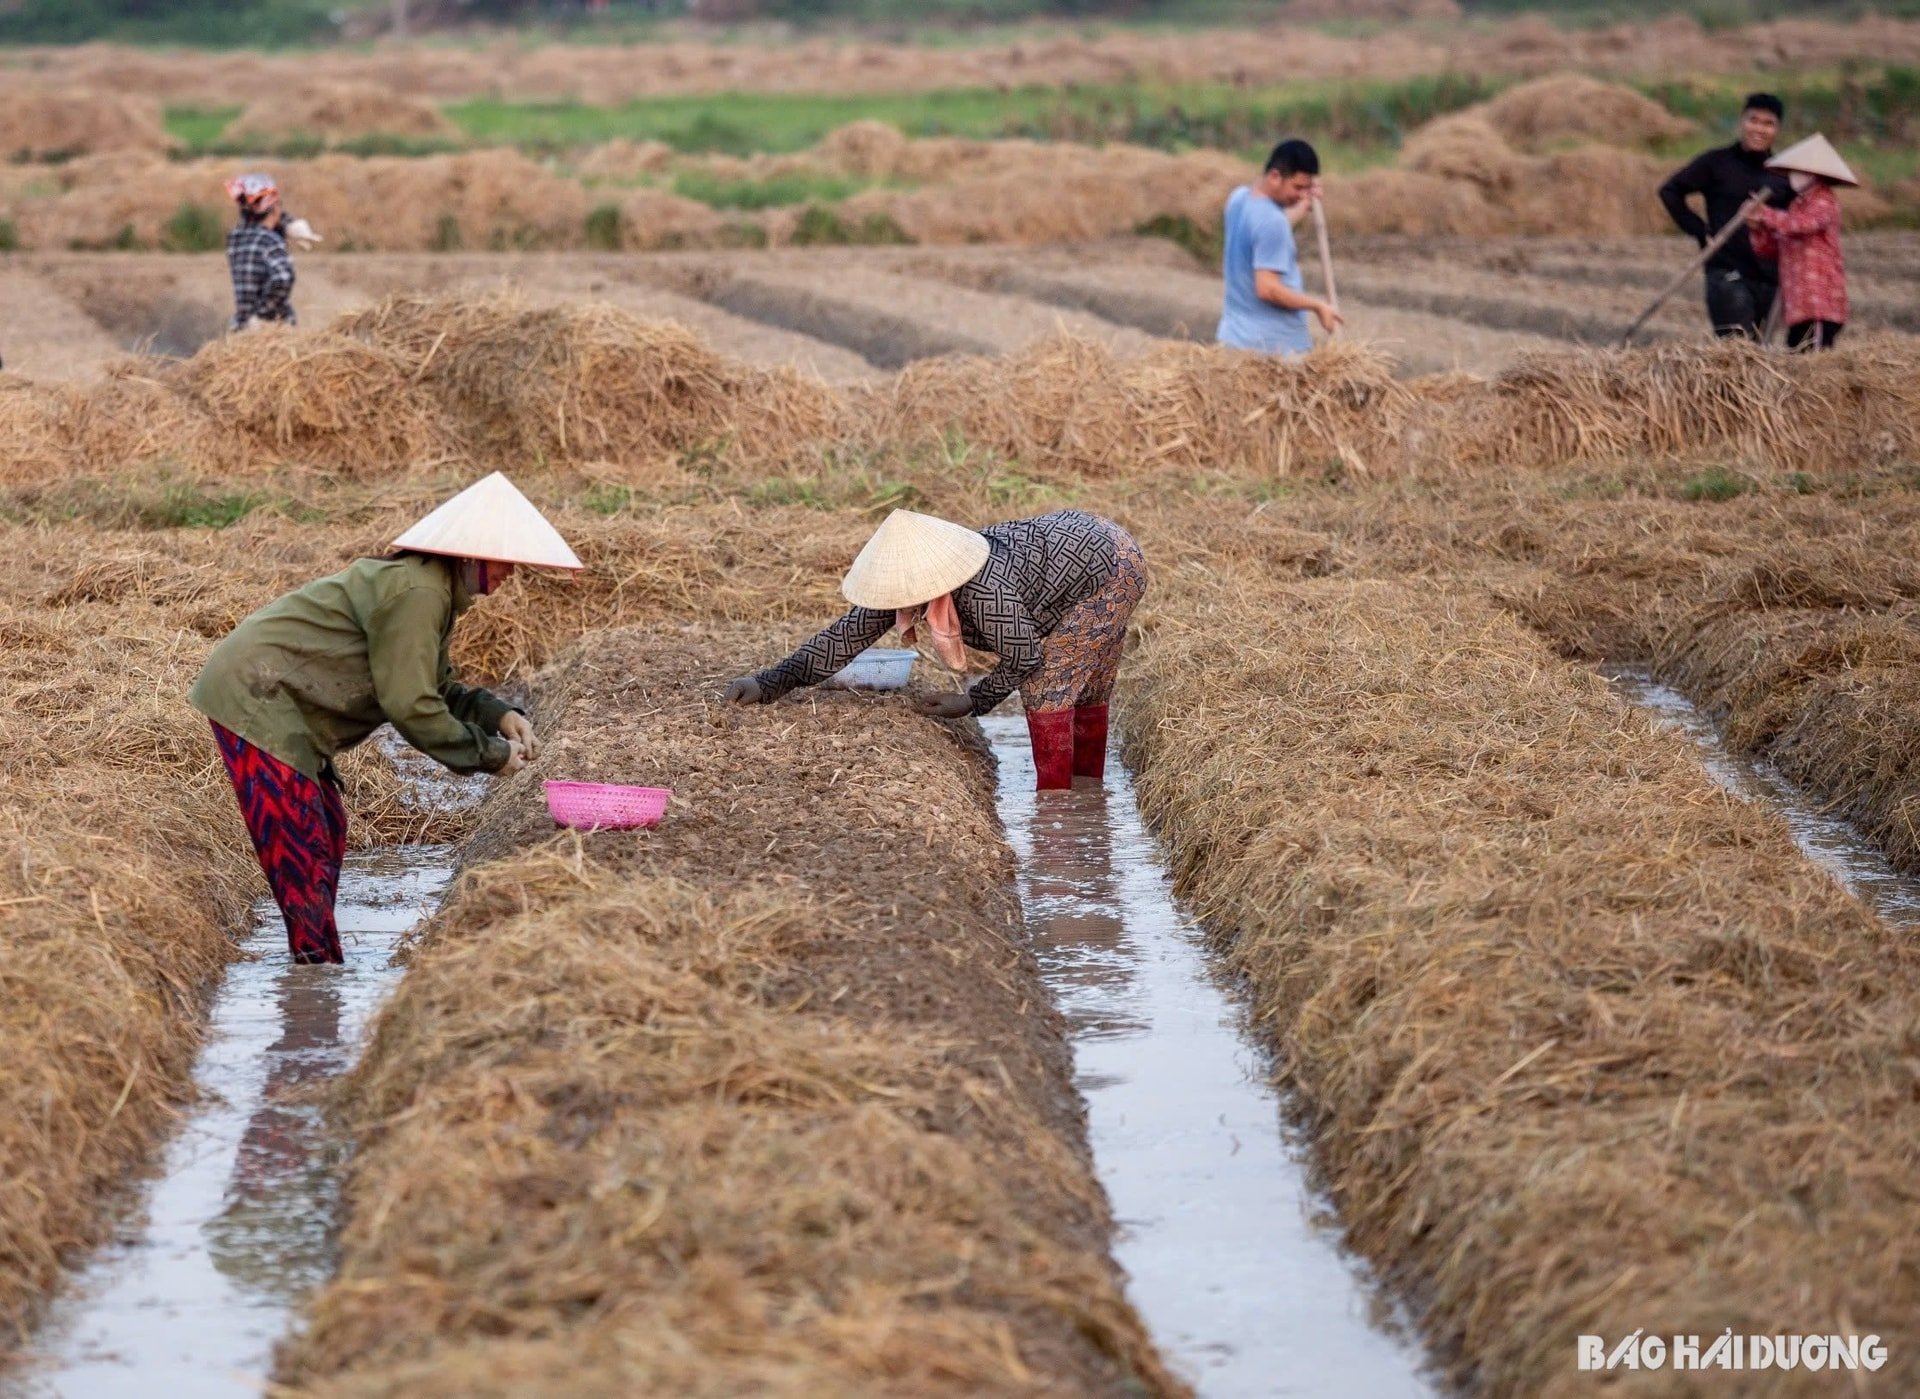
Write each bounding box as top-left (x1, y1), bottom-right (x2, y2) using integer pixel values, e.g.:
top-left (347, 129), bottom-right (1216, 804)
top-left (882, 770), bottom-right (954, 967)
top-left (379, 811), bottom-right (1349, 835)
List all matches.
top-left (1310, 196), bottom-right (1339, 335)
top-left (1621, 190), bottom-right (1771, 348)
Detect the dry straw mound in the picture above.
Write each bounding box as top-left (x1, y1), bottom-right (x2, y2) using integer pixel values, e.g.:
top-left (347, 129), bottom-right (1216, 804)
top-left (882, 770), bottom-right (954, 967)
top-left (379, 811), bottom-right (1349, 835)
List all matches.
top-left (1466, 339), bottom-right (1920, 473)
top-left (572, 136), bottom-right (675, 181)
top-left (285, 626), bottom-right (1184, 1396)
top-left (14, 19), bottom-right (1920, 106)
top-left (1359, 84), bottom-right (1678, 236)
top-left (219, 82), bottom-right (458, 148)
top-left (866, 334), bottom-right (1416, 479)
top-left (0, 86), bottom-right (172, 161)
top-left (338, 291), bottom-right (845, 465)
top-left (1480, 72), bottom-right (1695, 150)
top-left (5, 150), bottom-right (587, 253)
top-left (1120, 574), bottom-right (1920, 1392)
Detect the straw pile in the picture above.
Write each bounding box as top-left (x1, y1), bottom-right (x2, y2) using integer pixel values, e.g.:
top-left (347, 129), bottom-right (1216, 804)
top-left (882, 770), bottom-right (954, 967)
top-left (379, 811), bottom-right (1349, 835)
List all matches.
top-left (13, 305), bottom-right (1920, 489)
top-left (0, 596), bottom-right (251, 1342)
top-left (1480, 72), bottom-right (1694, 150)
top-left (1461, 339), bottom-right (1920, 474)
top-left (284, 625), bottom-right (1184, 1396)
top-left (1119, 572), bottom-right (1920, 1392)
top-left (338, 292), bottom-right (844, 466)
top-left (865, 335), bottom-right (1417, 480)
top-left (5, 150), bottom-right (586, 253)
top-left (219, 82), bottom-right (459, 148)
top-left (0, 86), bottom-right (172, 161)
top-left (2, 294), bottom-right (851, 481)
top-left (11, 18), bottom-right (1920, 105)
top-left (1356, 83), bottom-right (1676, 238)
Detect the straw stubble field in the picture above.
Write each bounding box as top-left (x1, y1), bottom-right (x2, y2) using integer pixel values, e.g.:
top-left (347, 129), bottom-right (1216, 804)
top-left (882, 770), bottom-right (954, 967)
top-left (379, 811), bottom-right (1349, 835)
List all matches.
top-left (9, 233), bottom-right (1920, 394)
top-left (7, 289), bottom-right (1920, 1390)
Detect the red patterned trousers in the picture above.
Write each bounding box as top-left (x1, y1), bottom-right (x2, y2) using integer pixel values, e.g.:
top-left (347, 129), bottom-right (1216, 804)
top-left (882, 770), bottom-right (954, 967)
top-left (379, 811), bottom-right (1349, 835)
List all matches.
top-left (211, 721), bottom-right (347, 964)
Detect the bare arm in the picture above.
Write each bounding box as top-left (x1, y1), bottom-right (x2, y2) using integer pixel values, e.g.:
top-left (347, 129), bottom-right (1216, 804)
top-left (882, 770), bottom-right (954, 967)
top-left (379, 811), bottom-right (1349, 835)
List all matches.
top-left (1254, 269), bottom-right (1343, 332)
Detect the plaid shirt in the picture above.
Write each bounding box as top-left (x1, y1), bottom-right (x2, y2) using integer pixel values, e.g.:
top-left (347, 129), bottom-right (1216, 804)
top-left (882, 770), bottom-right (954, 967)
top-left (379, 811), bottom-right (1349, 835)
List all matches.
top-left (226, 221), bottom-right (297, 328)
top-left (1752, 184), bottom-right (1847, 328)
top-left (754, 510), bottom-right (1123, 716)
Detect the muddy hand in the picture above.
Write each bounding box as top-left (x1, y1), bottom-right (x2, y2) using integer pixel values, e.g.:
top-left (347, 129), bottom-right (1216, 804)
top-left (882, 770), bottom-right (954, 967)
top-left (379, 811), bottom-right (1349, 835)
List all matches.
top-left (499, 709), bottom-right (539, 759)
top-left (915, 692), bottom-right (973, 719)
top-left (723, 676), bottom-right (764, 704)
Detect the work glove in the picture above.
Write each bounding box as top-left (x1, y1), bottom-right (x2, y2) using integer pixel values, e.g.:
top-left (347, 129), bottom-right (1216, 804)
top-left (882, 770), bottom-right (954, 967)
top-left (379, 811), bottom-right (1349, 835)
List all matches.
top-left (498, 739), bottom-right (529, 776)
top-left (723, 676), bottom-right (765, 704)
top-left (285, 217), bottom-right (322, 249)
top-left (499, 709), bottom-right (539, 760)
top-left (914, 692), bottom-right (973, 719)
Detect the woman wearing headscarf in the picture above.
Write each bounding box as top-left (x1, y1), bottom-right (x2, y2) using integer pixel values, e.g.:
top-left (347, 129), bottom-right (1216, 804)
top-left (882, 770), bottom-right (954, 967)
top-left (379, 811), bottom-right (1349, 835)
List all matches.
top-left (724, 509), bottom-right (1149, 790)
top-left (224, 172), bottom-right (321, 332)
top-left (1746, 134), bottom-right (1856, 351)
top-left (190, 473), bottom-right (580, 963)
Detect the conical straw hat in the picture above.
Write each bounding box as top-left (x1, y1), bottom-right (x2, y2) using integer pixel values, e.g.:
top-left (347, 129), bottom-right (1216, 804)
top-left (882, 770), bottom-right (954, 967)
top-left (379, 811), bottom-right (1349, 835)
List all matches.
top-left (841, 510), bottom-right (990, 609)
top-left (392, 472), bottom-right (583, 570)
top-left (1767, 133), bottom-right (1859, 187)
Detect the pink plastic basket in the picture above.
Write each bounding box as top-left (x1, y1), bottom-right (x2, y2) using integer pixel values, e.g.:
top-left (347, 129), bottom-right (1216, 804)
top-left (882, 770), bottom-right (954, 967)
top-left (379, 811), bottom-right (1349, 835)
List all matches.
top-left (544, 781), bottom-right (671, 831)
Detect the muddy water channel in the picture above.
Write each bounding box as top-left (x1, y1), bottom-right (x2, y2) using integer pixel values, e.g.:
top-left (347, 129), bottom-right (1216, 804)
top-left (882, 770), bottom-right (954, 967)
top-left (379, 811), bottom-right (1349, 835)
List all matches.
top-left (1611, 671), bottom-right (1920, 925)
top-left (982, 715), bottom-right (1431, 1398)
top-left (16, 847), bottom-right (454, 1398)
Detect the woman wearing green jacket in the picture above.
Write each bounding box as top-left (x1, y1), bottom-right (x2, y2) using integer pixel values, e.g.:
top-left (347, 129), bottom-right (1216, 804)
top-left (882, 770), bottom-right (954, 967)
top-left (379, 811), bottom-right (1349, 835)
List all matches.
top-left (189, 473), bottom-right (581, 963)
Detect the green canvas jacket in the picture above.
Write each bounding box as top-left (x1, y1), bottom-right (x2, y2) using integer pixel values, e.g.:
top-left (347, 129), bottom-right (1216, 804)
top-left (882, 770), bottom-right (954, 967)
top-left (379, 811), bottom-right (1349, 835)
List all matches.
top-left (189, 553), bottom-right (513, 780)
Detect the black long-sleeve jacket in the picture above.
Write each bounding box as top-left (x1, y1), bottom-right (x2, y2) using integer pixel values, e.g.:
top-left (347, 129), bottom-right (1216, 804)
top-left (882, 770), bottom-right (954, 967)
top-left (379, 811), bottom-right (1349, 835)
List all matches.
top-left (754, 510), bottom-right (1121, 716)
top-left (1658, 143), bottom-right (1795, 283)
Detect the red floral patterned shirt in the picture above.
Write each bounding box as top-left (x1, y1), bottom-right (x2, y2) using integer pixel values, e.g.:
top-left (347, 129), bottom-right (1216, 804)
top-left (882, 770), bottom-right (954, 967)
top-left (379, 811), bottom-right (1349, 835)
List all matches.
top-left (1752, 183), bottom-right (1847, 327)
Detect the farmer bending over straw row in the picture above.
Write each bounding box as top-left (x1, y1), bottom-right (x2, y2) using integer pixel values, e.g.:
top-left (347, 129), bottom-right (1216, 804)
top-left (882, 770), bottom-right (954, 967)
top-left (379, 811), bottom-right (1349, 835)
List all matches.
top-left (190, 474), bottom-right (581, 963)
top-left (726, 509), bottom-right (1149, 791)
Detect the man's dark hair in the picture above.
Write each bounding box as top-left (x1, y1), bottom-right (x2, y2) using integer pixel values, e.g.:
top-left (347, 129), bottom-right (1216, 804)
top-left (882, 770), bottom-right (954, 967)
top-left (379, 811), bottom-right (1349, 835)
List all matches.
top-left (1744, 92), bottom-right (1785, 120)
top-left (1265, 138), bottom-right (1320, 177)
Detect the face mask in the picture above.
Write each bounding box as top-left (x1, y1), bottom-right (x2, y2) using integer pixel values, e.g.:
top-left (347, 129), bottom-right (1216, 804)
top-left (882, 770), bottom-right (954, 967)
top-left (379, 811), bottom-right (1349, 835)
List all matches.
top-left (1788, 171), bottom-right (1815, 193)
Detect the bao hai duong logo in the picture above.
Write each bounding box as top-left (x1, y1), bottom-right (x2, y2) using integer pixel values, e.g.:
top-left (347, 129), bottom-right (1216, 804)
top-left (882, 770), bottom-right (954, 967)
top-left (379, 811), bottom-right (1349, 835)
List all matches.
top-left (1579, 1331), bottom-right (1888, 1374)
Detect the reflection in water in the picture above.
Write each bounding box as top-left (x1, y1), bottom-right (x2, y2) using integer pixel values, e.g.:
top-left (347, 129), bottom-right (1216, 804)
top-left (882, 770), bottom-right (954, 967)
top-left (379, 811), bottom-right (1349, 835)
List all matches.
top-left (983, 715), bottom-right (1431, 1399)
top-left (204, 963), bottom-right (349, 1298)
top-left (17, 847), bottom-right (453, 1399)
top-left (1610, 671), bottom-right (1920, 928)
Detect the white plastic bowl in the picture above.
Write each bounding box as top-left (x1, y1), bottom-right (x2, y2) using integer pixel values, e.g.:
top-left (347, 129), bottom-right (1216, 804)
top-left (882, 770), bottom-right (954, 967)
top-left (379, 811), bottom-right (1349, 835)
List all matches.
top-left (824, 647), bottom-right (917, 691)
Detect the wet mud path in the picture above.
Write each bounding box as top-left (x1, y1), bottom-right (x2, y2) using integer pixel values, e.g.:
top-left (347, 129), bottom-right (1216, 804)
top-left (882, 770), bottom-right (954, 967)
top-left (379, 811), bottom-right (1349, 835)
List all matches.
top-left (12, 846), bottom-right (455, 1398)
top-left (983, 714), bottom-right (1432, 1397)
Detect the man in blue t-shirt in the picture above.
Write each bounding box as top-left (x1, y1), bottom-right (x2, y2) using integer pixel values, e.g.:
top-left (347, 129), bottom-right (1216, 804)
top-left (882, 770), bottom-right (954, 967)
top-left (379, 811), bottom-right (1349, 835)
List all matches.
top-left (1217, 139), bottom-right (1342, 355)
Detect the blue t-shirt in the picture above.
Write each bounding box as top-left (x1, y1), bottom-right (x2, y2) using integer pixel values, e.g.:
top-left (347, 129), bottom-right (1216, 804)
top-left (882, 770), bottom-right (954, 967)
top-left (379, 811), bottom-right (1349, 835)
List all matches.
top-left (1216, 185), bottom-right (1312, 355)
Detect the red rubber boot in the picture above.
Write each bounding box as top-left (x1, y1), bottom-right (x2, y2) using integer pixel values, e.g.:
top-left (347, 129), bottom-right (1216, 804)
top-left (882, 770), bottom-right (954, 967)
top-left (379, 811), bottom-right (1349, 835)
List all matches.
top-left (1072, 704), bottom-right (1109, 782)
top-left (1026, 708), bottom-right (1075, 791)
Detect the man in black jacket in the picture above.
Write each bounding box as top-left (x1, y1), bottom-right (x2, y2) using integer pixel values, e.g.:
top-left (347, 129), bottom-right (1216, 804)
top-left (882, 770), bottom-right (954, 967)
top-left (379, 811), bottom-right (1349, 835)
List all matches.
top-left (1658, 93), bottom-right (1795, 338)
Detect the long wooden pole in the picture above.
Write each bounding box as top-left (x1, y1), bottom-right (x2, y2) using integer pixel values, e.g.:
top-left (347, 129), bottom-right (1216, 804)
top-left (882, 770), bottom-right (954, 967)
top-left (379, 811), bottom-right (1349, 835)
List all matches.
top-left (1620, 190), bottom-right (1770, 347)
top-left (1310, 196), bottom-right (1339, 334)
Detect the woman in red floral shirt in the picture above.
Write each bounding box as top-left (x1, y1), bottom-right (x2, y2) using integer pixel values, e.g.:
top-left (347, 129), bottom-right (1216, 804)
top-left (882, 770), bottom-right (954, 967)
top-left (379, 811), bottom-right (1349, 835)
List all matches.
top-left (1746, 133), bottom-right (1857, 350)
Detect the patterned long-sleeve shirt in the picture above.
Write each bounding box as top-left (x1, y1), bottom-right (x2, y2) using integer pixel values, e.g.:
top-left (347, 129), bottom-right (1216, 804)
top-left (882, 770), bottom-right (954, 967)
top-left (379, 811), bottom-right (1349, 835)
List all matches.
top-left (755, 509), bottom-right (1122, 716)
top-left (1751, 184), bottom-right (1847, 328)
top-left (227, 221), bottom-right (297, 328)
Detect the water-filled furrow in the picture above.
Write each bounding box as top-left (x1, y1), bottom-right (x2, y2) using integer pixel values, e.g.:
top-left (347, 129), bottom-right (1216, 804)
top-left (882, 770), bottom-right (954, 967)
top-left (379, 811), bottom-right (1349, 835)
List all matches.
top-left (1610, 670), bottom-right (1920, 929)
top-left (13, 846), bottom-right (453, 1397)
top-left (983, 713), bottom-right (1432, 1397)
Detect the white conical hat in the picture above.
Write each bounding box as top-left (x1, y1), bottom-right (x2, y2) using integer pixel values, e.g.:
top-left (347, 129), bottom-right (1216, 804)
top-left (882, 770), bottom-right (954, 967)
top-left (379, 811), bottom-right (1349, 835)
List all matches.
top-left (841, 509), bottom-right (990, 610)
top-left (392, 472), bottom-right (583, 570)
top-left (1767, 134), bottom-right (1859, 187)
